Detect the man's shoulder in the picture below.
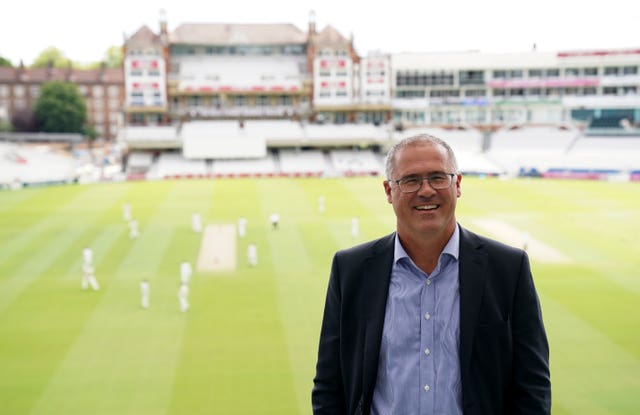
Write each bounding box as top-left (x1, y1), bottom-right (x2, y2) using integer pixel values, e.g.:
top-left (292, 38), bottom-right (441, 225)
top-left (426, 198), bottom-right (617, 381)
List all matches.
top-left (337, 233), bottom-right (395, 258)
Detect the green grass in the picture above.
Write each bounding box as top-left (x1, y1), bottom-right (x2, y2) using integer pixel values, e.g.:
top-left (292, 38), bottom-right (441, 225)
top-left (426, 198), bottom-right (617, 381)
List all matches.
top-left (0, 177), bottom-right (639, 414)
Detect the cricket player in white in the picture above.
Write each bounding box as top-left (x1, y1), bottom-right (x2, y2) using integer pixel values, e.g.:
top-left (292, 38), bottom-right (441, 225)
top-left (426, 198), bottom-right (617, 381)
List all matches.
top-left (192, 212), bottom-right (202, 233)
top-left (318, 195), bottom-right (326, 213)
top-left (178, 282), bottom-right (189, 312)
top-left (129, 219), bottom-right (139, 239)
top-left (82, 262), bottom-right (100, 291)
top-left (140, 279), bottom-right (150, 309)
top-left (82, 247), bottom-right (93, 265)
top-left (269, 212), bottom-right (280, 230)
top-left (180, 261), bottom-right (192, 285)
top-left (123, 203), bottom-right (132, 221)
top-left (351, 217), bottom-right (359, 238)
top-left (237, 217), bottom-right (247, 238)
top-left (247, 243), bottom-right (258, 267)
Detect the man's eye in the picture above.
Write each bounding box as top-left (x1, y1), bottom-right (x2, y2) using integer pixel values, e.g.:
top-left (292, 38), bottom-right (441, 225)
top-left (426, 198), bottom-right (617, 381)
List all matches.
top-left (429, 175), bottom-right (447, 182)
top-left (401, 178), bottom-right (420, 185)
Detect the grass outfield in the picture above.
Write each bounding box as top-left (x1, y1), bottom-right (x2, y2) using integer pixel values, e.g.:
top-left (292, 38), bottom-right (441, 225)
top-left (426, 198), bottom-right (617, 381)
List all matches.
top-left (0, 176), bottom-right (639, 414)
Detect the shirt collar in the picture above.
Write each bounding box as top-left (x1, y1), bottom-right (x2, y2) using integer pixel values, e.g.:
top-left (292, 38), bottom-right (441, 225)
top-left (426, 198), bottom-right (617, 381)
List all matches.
top-left (393, 224), bottom-right (460, 264)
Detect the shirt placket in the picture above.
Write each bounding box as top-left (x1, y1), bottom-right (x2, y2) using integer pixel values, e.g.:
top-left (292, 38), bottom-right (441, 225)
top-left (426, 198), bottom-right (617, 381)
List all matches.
top-left (419, 275), bottom-right (436, 414)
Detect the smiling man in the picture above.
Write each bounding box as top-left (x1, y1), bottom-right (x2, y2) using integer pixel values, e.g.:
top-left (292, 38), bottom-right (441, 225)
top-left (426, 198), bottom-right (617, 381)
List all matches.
top-left (312, 134), bottom-right (551, 415)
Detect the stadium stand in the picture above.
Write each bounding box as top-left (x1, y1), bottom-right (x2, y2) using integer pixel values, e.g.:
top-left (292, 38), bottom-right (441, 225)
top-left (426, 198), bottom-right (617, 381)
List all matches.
top-left (330, 149), bottom-right (382, 176)
top-left (278, 149), bottom-right (329, 176)
top-left (485, 126), bottom-right (579, 176)
top-left (0, 142), bottom-right (77, 187)
top-left (155, 152), bottom-right (208, 179)
top-left (211, 155), bottom-right (278, 177)
top-left (396, 127), bottom-right (504, 175)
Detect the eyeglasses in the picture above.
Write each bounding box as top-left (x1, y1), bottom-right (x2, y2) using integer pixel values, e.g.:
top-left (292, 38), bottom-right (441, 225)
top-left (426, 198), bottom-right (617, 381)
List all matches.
top-left (389, 173), bottom-right (456, 193)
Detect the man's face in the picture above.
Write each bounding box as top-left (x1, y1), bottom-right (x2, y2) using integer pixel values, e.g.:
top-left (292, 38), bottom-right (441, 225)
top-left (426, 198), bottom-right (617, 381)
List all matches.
top-left (383, 142), bottom-right (461, 240)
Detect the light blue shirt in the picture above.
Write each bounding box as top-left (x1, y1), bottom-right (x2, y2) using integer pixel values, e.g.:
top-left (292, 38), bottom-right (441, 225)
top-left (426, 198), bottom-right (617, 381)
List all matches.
top-left (371, 225), bottom-right (462, 415)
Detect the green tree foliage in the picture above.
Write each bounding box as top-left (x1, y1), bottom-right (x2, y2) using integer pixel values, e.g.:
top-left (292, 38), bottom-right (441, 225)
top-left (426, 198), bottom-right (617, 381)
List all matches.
top-left (34, 81), bottom-right (87, 133)
top-left (0, 55), bottom-right (12, 67)
top-left (103, 46), bottom-right (123, 68)
top-left (32, 47), bottom-right (71, 68)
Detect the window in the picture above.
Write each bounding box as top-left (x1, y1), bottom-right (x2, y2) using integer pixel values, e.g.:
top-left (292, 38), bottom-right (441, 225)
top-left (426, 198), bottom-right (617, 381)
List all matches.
top-left (13, 85), bottom-right (25, 97)
top-left (623, 66), bottom-right (638, 75)
top-left (108, 85), bottom-right (120, 97)
top-left (493, 89), bottom-right (506, 97)
top-left (565, 68), bottom-right (580, 76)
top-left (278, 95), bottom-right (292, 106)
top-left (0, 84), bottom-right (8, 97)
top-left (546, 69), bottom-right (560, 77)
top-left (528, 69), bottom-right (543, 78)
top-left (459, 70), bottom-right (484, 85)
top-left (584, 67), bottom-right (598, 76)
top-left (493, 70), bottom-right (507, 79)
top-left (603, 86), bottom-right (618, 95)
top-left (93, 85), bottom-right (104, 97)
top-left (604, 67), bottom-right (619, 75)
top-left (464, 89), bottom-right (486, 97)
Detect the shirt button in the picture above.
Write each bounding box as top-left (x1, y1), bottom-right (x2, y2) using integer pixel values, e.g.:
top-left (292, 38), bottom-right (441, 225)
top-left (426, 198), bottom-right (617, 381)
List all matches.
top-left (424, 348), bottom-right (431, 355)
top-left (424, 384), bottom-right (430, 392)
top-left (424, 312), bottom-right (431, 320)
top-left (425, 279), bottom-right (431, 285)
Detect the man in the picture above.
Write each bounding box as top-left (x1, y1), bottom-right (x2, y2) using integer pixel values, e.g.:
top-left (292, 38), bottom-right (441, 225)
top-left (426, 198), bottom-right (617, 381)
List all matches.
top-left (82, 246), bottom-right (93, 266)
top-left (351, 217), bottom-right (359, 238)
top-left (129, 219), bottom-right (139, 239)
top-left (81, 262), bottom-right (100, 291)
top-left (180, 261), bottom-right (193, 285)
top-left (270, 212), bottom-right (280, 230)
top-left (247, 243), bottom-right (258, 267)
top-left (192, 212), bottom-right (203, 233)
top-left (140, 279), bottom-right (150, 309)
top-left (238, 217), bottom-right (248, 238)
top-left (312, 134), bottom-right (550, 415)
top-left (178, 282), bottom-right (189, 312)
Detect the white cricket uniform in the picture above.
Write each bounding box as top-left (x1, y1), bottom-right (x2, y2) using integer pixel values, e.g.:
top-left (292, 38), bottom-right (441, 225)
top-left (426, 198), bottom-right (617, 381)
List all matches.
top-left (180, 262), bottom-right (192, 284)
top-left (82, 247), bottom-right (93, 265)
top-left (178, 283), bottom-right (190, 312)
top-left (237, 217), bottom-right (247, 238)
top-left (351, 217), bottom-right (359, 238)
top-left (82, 263), bottom-right (100, 291)
top-left (192, 213), bottom-right (202, 233)
top-left (140, 280), bottom-right (150, 309)
top-left (129, 219), bottom-right (139, 239)
top-left (247, 244), bottom-right (258, 267)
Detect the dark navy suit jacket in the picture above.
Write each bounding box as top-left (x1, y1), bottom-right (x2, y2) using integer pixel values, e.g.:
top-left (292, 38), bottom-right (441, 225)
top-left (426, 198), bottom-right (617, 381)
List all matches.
top-left (312, 226), bottom-right (551, 415)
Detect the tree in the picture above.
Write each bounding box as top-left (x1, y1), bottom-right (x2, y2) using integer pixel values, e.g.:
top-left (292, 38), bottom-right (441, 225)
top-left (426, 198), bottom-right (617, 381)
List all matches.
top-left (34, 81), bottom-right (87, 133)
top-left (103, 46), bottom-right (123, 68)
top-left (0, 55), bottom-right (12, 67)
top-left (32, 47), bottom-right (70, 68)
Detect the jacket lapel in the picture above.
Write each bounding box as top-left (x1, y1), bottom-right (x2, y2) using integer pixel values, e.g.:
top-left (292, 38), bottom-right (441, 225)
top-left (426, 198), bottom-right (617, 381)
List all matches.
top-left (361, 233), bottom-right (395, 406)
top-left (458, 227), bottom-right (488, 384)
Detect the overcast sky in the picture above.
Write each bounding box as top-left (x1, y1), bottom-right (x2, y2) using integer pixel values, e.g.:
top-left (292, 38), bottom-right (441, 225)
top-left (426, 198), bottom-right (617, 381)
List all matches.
top-left (2, 0), bottom-right (639, 65)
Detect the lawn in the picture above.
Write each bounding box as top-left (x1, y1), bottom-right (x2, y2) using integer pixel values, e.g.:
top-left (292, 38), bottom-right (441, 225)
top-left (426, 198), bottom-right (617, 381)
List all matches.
top-left (0, 176), bottom-right (638, 414)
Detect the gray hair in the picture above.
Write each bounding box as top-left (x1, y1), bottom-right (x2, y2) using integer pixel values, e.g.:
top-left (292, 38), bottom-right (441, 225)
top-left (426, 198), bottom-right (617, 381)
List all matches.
top-left (384, 134), bottom-right (459, 179)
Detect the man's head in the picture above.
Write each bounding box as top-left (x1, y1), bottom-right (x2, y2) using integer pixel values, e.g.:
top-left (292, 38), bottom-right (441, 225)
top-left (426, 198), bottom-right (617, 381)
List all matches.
top-left (383, 134), bottom-right (462, 244)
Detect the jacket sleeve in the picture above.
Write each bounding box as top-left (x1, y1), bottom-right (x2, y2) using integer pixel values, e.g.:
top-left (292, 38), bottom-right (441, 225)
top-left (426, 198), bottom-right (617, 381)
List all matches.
top-left (511, 251), bottom-right (552, 415)
top-left (312, 253), bottom-right (347, 415)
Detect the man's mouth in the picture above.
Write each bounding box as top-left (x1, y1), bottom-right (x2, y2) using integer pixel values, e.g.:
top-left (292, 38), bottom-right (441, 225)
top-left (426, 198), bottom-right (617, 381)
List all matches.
top-left (415, 204), bottom-right (438, 211)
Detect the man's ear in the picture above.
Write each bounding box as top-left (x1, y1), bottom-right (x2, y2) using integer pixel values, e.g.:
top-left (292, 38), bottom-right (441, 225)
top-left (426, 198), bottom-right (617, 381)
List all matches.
top-left (383, 180), bottom-right (393, 203)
